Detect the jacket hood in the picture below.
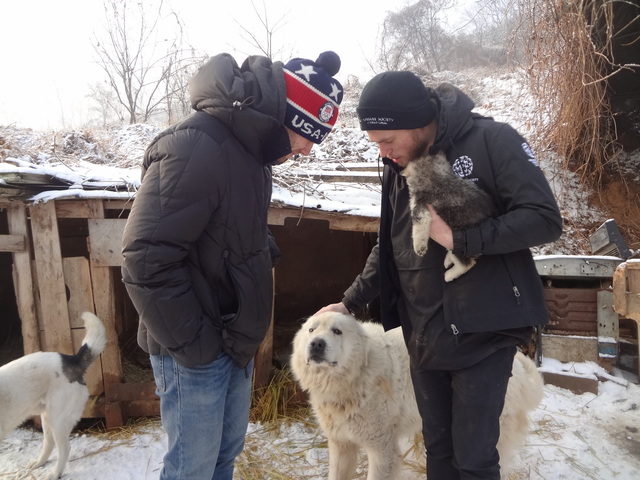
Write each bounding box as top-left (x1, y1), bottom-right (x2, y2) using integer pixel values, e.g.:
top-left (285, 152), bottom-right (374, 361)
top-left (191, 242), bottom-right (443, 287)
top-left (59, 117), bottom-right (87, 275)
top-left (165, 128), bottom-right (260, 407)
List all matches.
top-left (189, 53), bottom-right (289, 161)
top-left (430, 83), bottom-right (476, 153)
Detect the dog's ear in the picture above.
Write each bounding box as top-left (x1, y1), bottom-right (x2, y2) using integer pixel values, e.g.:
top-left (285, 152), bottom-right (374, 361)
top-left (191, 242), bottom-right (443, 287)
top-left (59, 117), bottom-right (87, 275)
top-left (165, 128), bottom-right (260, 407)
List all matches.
top-left (296, 316), bottom-right (310, 326)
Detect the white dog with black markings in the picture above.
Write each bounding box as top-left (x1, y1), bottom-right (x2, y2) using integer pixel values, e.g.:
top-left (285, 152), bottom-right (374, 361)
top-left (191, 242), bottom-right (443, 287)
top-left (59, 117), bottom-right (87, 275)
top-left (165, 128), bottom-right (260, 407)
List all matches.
top-left (291, 312), bottom-right (543, 480)
top-left (0, 311), bottom-right (106, 479)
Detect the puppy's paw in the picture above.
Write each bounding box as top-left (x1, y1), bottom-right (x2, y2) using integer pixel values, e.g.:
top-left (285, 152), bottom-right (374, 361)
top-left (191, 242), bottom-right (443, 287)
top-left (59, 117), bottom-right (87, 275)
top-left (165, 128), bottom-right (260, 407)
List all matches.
top-left (413, 244), bottom-right (428, 256)
top-left (412, 235), bottom-right (429, 256)
top-left (443, 250), bottom-right (455, 269)
top-left (444, 255), bottom-right (476, 282)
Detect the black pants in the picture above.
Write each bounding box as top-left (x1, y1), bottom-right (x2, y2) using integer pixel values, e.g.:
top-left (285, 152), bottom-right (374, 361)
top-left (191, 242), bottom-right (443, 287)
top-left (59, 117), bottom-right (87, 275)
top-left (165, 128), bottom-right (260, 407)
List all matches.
top-left (410, 346), bottom-right (516, 480)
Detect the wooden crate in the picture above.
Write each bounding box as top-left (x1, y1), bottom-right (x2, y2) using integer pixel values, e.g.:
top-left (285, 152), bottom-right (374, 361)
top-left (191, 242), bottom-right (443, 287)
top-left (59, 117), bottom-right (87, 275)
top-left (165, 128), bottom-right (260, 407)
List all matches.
top-left (2, 197), bottom-right (379, 429)
top-left (613, 259), bottom-right (640, 375)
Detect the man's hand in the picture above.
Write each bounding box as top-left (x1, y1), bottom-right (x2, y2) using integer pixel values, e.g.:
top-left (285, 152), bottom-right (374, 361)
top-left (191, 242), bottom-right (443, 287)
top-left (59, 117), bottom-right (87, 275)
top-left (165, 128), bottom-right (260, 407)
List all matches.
top-left (314, 302), bottom-right (350, 315)
top-left (427, 205), bottom-right (454, 250)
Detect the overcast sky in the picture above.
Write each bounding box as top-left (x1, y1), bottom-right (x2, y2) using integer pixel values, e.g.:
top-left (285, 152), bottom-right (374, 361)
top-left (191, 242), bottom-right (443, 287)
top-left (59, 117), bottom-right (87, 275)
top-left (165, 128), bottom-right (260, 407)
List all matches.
top-left (1, 0), bottom-right (470, 130)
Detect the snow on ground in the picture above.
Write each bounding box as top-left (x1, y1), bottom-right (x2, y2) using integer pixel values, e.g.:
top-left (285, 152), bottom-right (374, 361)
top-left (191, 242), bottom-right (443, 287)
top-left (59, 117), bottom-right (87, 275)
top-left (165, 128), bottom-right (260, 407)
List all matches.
top-left (1, 359), bottom-right (638, 480)
top-left (2, 67), bottom-right (640, 478)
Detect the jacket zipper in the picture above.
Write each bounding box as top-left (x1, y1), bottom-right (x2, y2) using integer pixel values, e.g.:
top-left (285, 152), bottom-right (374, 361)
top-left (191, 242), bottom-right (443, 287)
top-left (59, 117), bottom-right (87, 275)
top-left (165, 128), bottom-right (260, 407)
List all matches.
top-left (512, 285), bottom-right (521, 304)
top-left (501, 255), bottom-right (521, 305)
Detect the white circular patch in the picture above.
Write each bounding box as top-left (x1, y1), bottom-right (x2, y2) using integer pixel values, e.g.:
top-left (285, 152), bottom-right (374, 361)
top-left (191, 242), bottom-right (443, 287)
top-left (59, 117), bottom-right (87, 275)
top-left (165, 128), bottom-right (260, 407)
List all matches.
top-left (318, 102), bottom-right (335, 122)
top-left (452, 156), bottom-right (474, 178)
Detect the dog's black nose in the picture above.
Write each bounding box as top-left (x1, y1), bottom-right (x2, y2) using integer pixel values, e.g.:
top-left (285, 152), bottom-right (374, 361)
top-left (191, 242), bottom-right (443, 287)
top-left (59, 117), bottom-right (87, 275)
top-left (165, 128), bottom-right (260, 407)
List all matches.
top-left (309, 338), bottom-right (326, 354)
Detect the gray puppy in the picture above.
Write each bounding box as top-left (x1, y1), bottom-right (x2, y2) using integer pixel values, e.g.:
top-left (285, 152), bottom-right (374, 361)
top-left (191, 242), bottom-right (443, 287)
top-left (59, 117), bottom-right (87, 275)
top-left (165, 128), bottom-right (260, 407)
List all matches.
top-left (401, 151), bottom-right (497, 281)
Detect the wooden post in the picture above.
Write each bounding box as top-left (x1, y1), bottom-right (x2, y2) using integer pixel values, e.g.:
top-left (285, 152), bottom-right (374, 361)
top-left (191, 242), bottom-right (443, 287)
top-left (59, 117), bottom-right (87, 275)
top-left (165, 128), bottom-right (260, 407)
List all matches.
top-left (7, 203), bottom-right (40, 354)
top-left (613, 260), bottom-right (640, 377)
top-left (86, 201), bottom-right (125, 429)
top-left (253, 269), bottom-right (276, 391)
top-left (29, 201), bottom-right (73, 353)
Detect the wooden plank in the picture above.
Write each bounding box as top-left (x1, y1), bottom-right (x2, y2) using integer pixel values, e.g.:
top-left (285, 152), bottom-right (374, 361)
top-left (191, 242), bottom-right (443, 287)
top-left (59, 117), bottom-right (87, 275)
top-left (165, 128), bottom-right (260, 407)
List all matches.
top-left (613, 260), bottom-right (640, 319)
top-left (63, 257), bottom-right (104, 396)
top-left (627, 259), bottom-right (640, 294)
top-left (106, 382), bottom-right (157, 402)
top-left (268, 205), bottom-right (379, 232)
top-left (63, 257), bottom-right (95, 328)
top-left (122, 400), bottom-right (160, 418)
top-left (7, 204), bottom-right (40, 354)
top-left (0, 170), bottom-right (69, 186)
top-left (87, 219), bottom-right (127, 267)
top-left (87, 200), bottom-right (123, 386)
top-left (104, 402), bottom-right (125, 430)
top-left (56, 199), bottom-right (106, 219)
top-left (55, 198), bottom-right (133, 218)
top-left (103, 198), bottom-right (134, 214)
top-left (541, 371), bottom-right (599, 395)
top-left (0, 234), bottom-right (25, 252)
top-left (301, 171), bottom-right (382, 184)
top-left (29, 201), bottom-right (73, 354)
top-left (104, 383), bottom-right (159, 429)
top-left (254, 269), bottom-right (275, 390)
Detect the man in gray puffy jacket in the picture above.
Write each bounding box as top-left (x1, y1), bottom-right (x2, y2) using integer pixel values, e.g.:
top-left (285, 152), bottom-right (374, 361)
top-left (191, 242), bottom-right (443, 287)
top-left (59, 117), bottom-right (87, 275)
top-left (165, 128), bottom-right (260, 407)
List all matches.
top-left (319, 71), bottom-right (562, 479)
top-left (122, 51), bottom-right (343, 480)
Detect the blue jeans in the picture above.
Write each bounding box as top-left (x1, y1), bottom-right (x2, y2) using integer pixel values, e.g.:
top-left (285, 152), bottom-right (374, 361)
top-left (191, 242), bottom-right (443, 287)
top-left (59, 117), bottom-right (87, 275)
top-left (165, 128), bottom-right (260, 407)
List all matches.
top-left (150, 354), bottom-right (253, 480)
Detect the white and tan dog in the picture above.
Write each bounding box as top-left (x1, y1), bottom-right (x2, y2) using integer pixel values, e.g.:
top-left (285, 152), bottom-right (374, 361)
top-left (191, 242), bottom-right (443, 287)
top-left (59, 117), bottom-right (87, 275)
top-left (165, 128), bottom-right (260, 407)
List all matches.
top-left (291, 312), bottom-right (544, 480)
top-left (0, 311), bottom-right (106, 479)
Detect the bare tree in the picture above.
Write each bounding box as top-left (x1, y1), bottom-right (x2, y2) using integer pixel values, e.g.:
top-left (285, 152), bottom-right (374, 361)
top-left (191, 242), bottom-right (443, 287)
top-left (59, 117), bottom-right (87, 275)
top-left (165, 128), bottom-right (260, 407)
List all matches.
top-left (375, 0), bottom-right (455, 72)
top-left (234, 0), bottom-right (294, 60)
top-left (86, 82), bottom-right (125, 127)
top-left (460, 0), bottom-right (526, 66)
top-left (92, 0), bottom-right (203, 125)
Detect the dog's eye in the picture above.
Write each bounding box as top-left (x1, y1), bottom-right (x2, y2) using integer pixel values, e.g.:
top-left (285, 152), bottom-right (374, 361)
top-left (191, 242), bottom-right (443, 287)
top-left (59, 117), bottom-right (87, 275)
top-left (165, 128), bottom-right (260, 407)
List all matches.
top-left (332, 328), bottom-right (342, 335)
top-left (308, 327), bottom-right (315, 333)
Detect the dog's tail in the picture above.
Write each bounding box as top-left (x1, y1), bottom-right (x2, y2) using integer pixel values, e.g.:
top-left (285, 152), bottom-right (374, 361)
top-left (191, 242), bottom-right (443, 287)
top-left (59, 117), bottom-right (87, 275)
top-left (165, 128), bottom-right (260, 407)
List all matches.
top-left (514, 351), bottom-right (545, 410)
top-left (81, 311), bottom-right (107, 357)
top-left (63, 312), bottom-right (107, 382)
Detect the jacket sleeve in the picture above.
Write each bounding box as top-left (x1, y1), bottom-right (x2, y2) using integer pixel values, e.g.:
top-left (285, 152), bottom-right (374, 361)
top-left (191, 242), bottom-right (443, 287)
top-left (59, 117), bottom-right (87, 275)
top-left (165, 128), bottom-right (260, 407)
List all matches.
top-left (121, 128), bottom-right (223, 354)
top-left (453, 124), bottom-right (563, 258)
top-left (342, 241), bottom-right (381, 312)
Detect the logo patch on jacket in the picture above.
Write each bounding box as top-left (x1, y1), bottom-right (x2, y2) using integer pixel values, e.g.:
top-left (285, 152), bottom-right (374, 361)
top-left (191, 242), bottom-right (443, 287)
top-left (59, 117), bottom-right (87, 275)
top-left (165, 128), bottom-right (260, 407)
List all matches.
top-left (452, 155), bottom-right (474, 178)
top-left (522, 142), bottom-right (540, 167)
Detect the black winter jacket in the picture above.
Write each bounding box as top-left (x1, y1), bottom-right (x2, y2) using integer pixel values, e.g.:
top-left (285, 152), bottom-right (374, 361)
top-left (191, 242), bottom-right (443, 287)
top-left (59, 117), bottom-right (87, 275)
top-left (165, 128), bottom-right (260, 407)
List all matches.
top-left (121, 54), bottom-right (289, 369)
top-left (342, 83), bottom-right (563, 343)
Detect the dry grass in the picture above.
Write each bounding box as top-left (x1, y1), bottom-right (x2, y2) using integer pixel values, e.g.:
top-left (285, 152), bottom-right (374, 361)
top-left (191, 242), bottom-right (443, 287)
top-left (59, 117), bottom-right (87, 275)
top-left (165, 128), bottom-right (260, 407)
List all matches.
top-left (521, 0), bottom-right (638, 187)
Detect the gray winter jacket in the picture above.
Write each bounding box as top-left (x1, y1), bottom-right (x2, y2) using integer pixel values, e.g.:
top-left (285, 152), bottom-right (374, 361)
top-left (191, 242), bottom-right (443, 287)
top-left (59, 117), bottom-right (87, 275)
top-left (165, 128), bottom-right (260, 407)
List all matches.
top-left (121, 54), bottom-right (289, 368)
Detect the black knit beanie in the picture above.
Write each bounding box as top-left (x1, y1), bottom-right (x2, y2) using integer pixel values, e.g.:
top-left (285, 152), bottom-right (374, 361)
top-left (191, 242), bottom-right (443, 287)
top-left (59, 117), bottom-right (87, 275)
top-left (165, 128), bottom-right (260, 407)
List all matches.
top-left (356, 71), bottom-right (436, 131)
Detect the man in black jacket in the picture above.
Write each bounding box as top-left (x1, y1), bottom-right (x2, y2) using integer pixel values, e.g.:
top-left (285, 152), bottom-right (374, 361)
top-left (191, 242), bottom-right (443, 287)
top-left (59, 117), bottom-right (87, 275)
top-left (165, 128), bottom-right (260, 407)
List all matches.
top-left (122, 51), bottom-right (343, 480)
top-left (319, 71), bottom-right (562, 479)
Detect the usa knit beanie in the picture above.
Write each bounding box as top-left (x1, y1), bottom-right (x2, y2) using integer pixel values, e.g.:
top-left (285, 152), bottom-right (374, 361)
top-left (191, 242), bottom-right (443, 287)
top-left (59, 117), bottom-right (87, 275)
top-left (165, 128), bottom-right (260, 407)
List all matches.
top-left (283, 51), bottom-right (343, 144)
top-left (356, 71), bottom-right (436, 130)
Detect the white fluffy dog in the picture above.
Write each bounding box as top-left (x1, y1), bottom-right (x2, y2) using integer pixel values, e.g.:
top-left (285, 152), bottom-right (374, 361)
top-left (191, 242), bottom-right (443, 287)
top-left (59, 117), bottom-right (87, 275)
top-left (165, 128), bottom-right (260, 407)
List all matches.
top-left (291, 312), bottom-right (543, 480)
top-left (0, 311), bottom-right (106, 479)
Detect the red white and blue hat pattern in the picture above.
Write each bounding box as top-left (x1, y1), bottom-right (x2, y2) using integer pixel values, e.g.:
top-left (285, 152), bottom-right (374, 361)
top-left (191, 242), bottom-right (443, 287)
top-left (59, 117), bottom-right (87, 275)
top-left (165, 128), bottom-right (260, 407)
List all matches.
top-left (283, 51), bottom-right (343, 144)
